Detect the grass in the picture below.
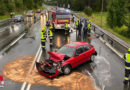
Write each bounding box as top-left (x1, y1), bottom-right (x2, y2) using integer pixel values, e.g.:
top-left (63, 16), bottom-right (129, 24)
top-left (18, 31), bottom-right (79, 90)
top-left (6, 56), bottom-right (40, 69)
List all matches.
top-left (78, 12), bottom-right (130, 43)
top-left (0, 11), bottom-right (24, 20)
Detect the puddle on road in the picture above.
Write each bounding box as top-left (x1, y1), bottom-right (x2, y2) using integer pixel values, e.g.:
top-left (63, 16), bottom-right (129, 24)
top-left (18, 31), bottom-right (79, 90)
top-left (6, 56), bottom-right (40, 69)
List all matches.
top-left (93, 56), bottom-right (111, 90)
top-left (3, 56), bottom-right (100, 90)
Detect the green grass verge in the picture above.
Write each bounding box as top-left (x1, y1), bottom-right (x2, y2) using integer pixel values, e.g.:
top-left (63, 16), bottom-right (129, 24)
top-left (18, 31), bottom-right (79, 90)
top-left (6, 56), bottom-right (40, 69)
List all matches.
top-left (0, 11), bottom-right (24, 20)
top-left (78, 12), bottom-right (130, 43)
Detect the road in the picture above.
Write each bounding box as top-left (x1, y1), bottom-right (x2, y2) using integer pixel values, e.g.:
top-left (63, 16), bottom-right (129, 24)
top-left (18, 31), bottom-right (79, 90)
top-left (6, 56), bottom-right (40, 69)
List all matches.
top-left (0, 10), bottom-right (129, 90)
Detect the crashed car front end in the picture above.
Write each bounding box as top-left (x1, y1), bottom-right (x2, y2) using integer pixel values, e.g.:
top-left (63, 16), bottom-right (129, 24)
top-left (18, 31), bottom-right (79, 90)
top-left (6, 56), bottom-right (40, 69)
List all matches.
top-left (36, 51), bottom-right (70, 78)
top-left (36, 59), bottom-right (62, 78)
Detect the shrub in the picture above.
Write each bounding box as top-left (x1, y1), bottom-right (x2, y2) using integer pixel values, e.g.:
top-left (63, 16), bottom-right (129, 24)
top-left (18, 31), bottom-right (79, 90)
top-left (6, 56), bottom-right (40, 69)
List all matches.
top-left (84, 6), bottom-right (92, 16)
top-left (114, 25), bottom-right (128, 36)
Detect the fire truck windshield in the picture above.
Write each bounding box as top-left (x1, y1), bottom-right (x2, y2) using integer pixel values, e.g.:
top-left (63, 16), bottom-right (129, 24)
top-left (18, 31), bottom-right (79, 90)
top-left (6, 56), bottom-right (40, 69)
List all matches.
top-left (56, 15), bottom-right (70, 19)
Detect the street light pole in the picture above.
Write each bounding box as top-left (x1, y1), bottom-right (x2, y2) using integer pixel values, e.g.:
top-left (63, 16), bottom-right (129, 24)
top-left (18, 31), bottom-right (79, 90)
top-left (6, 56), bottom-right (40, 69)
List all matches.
top-left (101, 0), bottom-right (104, 27)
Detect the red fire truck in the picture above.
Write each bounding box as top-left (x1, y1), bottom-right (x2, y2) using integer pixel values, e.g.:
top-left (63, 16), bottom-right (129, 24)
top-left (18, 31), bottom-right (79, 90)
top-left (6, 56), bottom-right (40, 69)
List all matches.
top-left (47, 8), bottom-right (71, 30)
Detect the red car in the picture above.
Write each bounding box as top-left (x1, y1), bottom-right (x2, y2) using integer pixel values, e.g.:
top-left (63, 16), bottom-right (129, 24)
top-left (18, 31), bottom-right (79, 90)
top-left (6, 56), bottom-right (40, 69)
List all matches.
top-left (36, 41), bottom-right (97, 78)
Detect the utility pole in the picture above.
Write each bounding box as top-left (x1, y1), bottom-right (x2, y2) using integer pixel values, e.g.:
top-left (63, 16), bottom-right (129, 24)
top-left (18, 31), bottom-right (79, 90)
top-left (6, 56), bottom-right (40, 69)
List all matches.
top-left (101, 0), bottom-right (104, 27)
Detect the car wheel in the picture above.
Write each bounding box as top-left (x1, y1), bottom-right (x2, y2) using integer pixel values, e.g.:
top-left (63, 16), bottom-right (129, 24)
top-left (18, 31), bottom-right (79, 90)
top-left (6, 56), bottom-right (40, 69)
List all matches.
top-left (63, 65), bottom-right (71, 75)
top-left (90, 55), bottom-right (95, 62)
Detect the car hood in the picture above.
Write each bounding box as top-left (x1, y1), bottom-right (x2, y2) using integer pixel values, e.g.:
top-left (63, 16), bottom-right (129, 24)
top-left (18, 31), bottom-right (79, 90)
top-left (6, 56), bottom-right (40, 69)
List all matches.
top-left (48, 51), bottom-right (66, 62)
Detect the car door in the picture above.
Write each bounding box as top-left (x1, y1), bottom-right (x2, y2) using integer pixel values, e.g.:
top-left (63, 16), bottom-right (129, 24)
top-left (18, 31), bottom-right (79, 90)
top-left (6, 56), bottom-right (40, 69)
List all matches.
top-left (82, 45), bottom-right (92, 61)
top-left (72, 46), bottom-right (85, 67)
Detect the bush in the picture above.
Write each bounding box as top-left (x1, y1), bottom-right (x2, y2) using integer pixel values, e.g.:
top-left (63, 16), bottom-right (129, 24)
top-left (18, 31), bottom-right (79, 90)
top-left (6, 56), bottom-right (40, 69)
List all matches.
top-left (114, 25), bottom-right (128, 36)
top-left (84, 6), bottom-right (92, 16)
top-left (107, 0), bottom-right (128, 28)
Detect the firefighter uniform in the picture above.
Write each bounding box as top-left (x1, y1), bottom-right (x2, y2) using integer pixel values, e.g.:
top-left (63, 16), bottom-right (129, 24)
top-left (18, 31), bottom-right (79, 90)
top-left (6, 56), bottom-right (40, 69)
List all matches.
top-left (123, 48), bottom-right (130, 85)
top-left (48, 26), bottom-right (53, 45)
top-left (46, 16), bottom-right (49, 26)
top-left (87, 20), bottom-right (92, 43)
top-left (41, 27), bottom-right (47, 50)
top-left (65, 20), bottom-right (69, 34)
top-left (76, 19), bottom-right (79, 29)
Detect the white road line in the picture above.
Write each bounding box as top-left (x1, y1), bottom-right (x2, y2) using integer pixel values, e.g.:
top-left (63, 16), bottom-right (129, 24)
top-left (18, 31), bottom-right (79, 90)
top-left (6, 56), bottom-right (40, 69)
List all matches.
top-left (25, 49), bottom-right (42, 90)
top-left (20, 45), bottom-right (41, 90)
top-left (21, 13), bottom-right (46, 90)
top-left (10, 33), bottom-right (25, 46)
top-left (21, 82), bottom-right (27, 90)
top-left (0, 32), bottom-right (26, 55)
top-left (26, 84), bottom-right (31, 90)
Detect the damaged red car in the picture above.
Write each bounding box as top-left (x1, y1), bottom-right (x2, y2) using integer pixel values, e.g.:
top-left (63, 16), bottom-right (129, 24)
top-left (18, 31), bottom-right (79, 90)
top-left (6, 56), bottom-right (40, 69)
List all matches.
top-left (36, 41), bottom-right (97, 78)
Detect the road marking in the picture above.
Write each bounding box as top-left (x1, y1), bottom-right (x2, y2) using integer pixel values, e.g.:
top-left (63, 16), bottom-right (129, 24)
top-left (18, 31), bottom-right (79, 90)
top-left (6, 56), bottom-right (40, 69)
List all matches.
top-left (25, 49), bottom-right (42, 90)
top-left (0, 32), bottom-right (26, 55)
top-left (26, 84), bottom-right (31, 90)
top-left (21, 82), bottom-right (27, 90)
top-left (20, 45), bottom-right (41, 90)
top-left (10, 33), bottom-right (25, 46)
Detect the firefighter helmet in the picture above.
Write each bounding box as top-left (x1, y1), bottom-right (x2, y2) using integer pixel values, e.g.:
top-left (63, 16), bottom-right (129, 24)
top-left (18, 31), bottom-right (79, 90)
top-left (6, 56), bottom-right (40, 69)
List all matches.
top-left (42, 27), bottom-right (46, 31)
top-left (89, 20), bottom-right (91, 23)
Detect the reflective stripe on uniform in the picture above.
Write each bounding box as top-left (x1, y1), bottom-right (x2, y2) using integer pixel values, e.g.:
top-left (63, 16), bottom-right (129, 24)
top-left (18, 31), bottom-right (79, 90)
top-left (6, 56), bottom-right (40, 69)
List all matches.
top-left (42, 46), bottom-right (45, 47)
top-left (48, 30), bottom-right (53, 37)
top-left (126, 53), bottom-right (130, 63)
top-left (125, 66), bottom-right (130, 69)
top-left (124, 77), bottom-right (129, 80)
top-left (41, 40), bottom-right (46, 42)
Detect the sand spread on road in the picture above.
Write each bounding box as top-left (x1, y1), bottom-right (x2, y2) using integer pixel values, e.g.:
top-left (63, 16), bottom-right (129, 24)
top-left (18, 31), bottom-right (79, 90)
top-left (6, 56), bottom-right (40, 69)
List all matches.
top-left (3, 56), bottom-right (100, 90)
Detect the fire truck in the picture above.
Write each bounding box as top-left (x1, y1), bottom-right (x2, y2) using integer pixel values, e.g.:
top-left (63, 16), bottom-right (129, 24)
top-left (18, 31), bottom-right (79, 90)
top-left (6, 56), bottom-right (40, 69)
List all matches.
top-left (47, 8), bottom-right (71, 30)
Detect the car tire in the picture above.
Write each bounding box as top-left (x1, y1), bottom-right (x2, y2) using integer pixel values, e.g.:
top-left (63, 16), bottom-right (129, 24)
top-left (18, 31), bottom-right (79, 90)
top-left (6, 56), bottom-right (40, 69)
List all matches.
top-left (62, 65), bottom-right (71, 75)
top-left (90, 54), bottom-right (95, 62)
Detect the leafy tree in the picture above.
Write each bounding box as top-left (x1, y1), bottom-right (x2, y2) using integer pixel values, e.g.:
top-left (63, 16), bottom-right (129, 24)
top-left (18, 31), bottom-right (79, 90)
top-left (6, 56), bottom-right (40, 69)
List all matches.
top-left (107, 0), bottom-right (128, 28)
top-left (15, 0), bottom-right (23, 9)
top-left (0, 0), bottom-right (6, 15)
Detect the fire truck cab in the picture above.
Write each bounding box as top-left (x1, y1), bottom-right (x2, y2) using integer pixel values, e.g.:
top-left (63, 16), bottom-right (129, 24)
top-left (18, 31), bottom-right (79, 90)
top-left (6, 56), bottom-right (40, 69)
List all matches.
top-left (47, 8), bottom-right (71, 30)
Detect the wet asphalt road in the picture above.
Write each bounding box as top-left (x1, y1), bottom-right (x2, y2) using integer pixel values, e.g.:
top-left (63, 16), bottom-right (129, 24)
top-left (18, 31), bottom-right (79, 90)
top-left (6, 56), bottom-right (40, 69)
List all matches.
top-left (0, 14), bottom-right (129, 90)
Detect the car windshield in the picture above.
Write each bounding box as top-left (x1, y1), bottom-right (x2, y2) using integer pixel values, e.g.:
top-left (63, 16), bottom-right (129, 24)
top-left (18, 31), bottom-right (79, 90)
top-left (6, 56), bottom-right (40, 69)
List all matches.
top-left (57, 46), bottom-right (75, 57)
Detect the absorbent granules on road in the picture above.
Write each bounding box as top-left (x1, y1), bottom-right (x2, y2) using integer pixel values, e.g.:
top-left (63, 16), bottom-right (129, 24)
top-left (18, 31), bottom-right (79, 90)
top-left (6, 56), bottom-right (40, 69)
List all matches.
top-left (2, 56), bottom-right (100, 90)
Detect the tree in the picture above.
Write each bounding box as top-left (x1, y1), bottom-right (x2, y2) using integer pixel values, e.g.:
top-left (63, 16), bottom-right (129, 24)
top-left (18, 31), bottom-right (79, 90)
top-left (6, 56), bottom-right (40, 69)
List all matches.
top-left (0, 0), bottom-right (6, 15)
top-left (15, 0), bottom-right (23, 10)
top-left (107, 0), bottom-right (128, 28)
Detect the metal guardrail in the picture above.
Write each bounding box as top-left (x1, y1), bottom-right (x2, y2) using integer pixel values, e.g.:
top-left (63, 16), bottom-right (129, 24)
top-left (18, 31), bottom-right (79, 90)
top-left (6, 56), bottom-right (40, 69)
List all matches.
top-left (0, 19), bottom-right (11, 27)
top-left (92, 24), bottom-right (129, 54)
top-left (73, 12), bottom-right (129, 55)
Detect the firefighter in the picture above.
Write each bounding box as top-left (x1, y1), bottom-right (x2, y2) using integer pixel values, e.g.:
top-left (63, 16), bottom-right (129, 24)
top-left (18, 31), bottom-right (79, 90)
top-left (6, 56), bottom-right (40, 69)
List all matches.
top-left (65, 20), bottom-right (69, 34)
top-left (87, 20), bottom-right (92, 43)
top-left (83, 20), bottom-right (88, 40)
top-left (123, 48), bottom-right (130, 85)
top-left (41, 26), bottom-right (47, 50)
top-left (48, 26), bottom-right (53, 45)
top-left (78, 19), bottom-right (82, 37)
top-left (46, 16), bottom-right (49, 26)
top-left (10, 12), bottom-right (15, 22)
top-left (76, 18), bottom-right (79, 30)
